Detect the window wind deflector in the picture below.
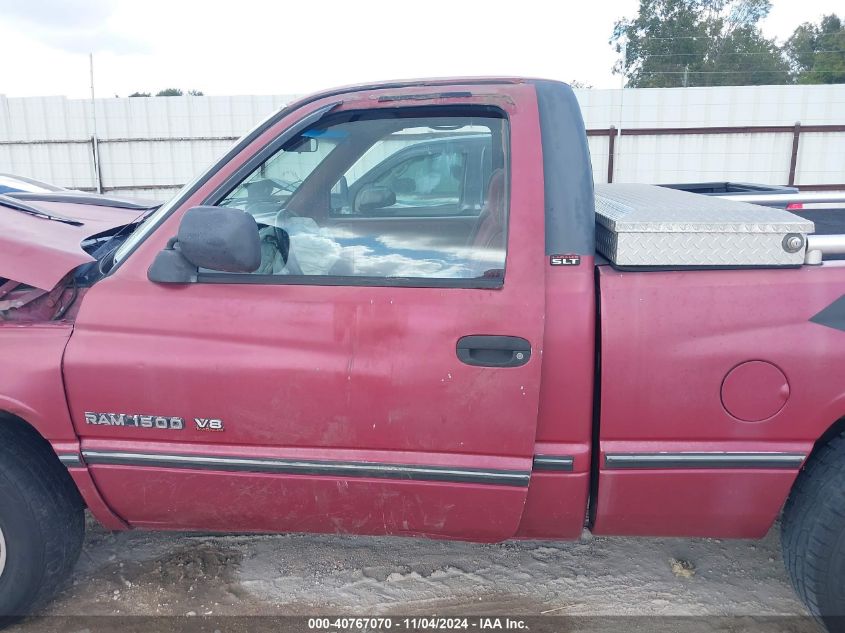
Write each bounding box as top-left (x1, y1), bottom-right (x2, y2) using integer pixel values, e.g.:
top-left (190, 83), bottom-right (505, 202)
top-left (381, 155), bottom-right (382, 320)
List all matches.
top-left (0, 194), bottom-right (84, 226)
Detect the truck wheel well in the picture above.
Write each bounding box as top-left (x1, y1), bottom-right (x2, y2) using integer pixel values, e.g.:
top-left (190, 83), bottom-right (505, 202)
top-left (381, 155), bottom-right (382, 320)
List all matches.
top-left (0, 411), bottom-right (84, 508)
top-left (814, 415), bottom-right (845, 458)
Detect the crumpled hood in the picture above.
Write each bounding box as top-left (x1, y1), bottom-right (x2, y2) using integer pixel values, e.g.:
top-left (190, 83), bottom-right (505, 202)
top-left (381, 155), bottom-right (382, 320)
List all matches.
top-left (0, 197), bottom-right (149, 291)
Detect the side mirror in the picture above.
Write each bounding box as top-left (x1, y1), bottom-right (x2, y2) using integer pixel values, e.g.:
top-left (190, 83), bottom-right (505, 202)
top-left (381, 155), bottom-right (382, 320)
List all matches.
top-left (148, 206), bottom-right (261, 283)
top-left (354, 185), bottom-right (396, 213)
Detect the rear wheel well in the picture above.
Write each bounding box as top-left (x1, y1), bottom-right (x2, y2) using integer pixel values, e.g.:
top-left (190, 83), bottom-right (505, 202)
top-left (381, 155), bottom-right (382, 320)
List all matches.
top-left (781, 418), bottom-right (845, 622)
top-left (814, 416), bottom-right (845, 457)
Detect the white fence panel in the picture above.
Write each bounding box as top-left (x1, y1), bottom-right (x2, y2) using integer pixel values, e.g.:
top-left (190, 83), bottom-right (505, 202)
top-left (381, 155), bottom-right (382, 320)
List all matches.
top-left (797, 133), bottom-right (845, 186)
top-left (615, 132), bottom-right (795, 184)
top-left (1, 85), bottom-right (843, 200)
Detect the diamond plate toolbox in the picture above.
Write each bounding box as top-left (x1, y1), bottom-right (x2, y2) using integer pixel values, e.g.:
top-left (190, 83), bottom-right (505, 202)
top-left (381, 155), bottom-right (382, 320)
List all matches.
top-left (594, 184), bottom-right (815, 267)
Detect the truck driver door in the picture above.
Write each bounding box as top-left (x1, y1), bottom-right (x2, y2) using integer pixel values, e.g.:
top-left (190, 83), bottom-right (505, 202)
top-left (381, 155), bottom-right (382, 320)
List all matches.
top-left (63, 85), bottom-right (548, 541)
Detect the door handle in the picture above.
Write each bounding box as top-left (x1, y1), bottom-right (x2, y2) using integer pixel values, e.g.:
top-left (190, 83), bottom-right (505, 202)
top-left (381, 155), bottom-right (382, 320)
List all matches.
top-left (456, 335), bottom-right (531, 368)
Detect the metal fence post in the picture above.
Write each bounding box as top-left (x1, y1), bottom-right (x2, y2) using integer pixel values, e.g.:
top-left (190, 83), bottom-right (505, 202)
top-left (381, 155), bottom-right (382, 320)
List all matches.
top-left (788, 122), bottom-right (801, 186)
top-left (90, 135), bottom-right (103, 194)
top-left (607, 126), bottom-right (618, 184)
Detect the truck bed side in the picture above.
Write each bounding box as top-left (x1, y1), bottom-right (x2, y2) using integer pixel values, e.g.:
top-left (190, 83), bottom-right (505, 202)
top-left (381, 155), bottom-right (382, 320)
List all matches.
top-left (593, 261), bottom-right (845, 537)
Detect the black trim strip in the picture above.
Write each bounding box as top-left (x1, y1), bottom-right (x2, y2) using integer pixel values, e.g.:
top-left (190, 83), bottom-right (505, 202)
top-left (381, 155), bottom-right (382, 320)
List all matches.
top-left (81, 451), bottom-right (530, 487)
top-left (608, 263), bottom-right (802, 272)
top-left (197, 272), bottom-right (503, 289)
top-left (532, 455), bottom-right (574, 472)
top-left (604, 452), bottom-right (805, 470)
top-left (58, 454), bottom-right (82, 467)
top-left (532, 80), bottom-right (595, 256)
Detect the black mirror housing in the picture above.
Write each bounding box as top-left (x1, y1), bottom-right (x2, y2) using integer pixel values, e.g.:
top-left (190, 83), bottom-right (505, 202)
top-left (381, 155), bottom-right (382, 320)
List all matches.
top-left (148, 206), bottom-right (261, 283)
top-left (178, 206), bottom-right (261, 272)
top-left (148, 243), bottom-right (199, 283)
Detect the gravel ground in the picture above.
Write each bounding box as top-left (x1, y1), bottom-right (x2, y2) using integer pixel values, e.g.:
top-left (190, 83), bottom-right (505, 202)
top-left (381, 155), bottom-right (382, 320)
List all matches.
top-left (9, 513), bottom-right (822, 633)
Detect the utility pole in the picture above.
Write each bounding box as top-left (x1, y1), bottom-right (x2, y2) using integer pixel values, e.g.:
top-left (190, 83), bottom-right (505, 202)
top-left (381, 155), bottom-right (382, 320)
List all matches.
top-left (683, 65), bottom-right (690, 88)
top-left (616, 38), bottom-right (627, 183)
top-left (89, 53), bottom-right (103, 193)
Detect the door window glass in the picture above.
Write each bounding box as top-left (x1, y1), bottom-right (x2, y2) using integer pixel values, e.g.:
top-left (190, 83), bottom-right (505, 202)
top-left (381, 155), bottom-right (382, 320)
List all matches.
top-left (217, 109), bottom-right (508, 284)
top-left (374, 151), bottom-right (465, 211)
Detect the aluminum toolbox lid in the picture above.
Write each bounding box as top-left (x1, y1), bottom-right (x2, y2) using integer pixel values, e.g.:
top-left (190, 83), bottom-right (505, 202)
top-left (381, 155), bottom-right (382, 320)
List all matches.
top-left (595, 183), bottom-right (814, 234)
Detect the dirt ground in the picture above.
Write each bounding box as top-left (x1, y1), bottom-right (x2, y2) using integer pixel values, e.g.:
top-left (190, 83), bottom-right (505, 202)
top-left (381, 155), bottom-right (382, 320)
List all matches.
top-left (11, 513), bottom-right (822, 633)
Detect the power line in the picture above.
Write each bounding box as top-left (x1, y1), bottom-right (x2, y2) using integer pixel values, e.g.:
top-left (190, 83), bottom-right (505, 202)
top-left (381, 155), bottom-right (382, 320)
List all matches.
top-left (642, 50), bottom-right (845, 58)
top-left (626, 35), bottom-right (776, 40)
top-left (636, 69), bottom-right (842, 74)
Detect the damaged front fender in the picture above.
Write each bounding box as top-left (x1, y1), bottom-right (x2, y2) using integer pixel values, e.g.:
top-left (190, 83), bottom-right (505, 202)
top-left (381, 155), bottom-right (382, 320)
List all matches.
top-left (0, 275), bottom-right (84, 323)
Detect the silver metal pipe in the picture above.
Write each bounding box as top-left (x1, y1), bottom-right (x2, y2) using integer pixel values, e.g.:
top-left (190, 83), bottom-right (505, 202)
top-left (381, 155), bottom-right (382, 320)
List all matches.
top-left (805, 234), bottom-right (845, 265)
top-left (722, 192), bottom-right (845, 206)
top-left (808, 234), bottom-right (845, 253)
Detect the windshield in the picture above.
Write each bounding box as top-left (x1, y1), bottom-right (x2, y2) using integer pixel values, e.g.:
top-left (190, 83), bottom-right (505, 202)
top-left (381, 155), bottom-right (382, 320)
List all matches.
top-left (112, 106), bottom-right (509, 283)
top-left (217, 129), bottom-right (343, 217)
top-left (213, 110), bottom-right (508, 281)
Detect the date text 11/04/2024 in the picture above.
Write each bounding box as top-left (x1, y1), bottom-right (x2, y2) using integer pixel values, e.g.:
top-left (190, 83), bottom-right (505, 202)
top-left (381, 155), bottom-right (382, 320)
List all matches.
top-left (307, 617), bottom-right (528, 630)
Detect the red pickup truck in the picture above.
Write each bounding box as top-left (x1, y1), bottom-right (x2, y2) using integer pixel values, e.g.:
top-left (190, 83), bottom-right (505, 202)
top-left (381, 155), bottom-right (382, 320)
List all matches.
top-left (1, 78), bottom-right (845, 626)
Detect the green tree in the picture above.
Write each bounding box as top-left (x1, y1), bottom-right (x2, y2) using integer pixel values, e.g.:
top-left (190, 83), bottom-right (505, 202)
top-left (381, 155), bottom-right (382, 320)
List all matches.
top-left (611, 0), bottom-right (792, 87)
top-left (785, 14), bottom-right (845, 84)
top-left (155, 88), bottom-right (183, 96)
top-left (128, 91), bottom-right (151, 97)
top-left (186, 89), bottom-right (204, 96)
